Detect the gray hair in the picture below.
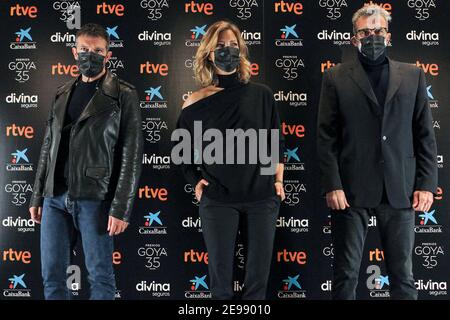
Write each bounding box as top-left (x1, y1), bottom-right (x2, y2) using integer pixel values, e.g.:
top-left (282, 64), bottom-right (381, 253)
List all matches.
top-left (352, 5), bottom-right (392, 34)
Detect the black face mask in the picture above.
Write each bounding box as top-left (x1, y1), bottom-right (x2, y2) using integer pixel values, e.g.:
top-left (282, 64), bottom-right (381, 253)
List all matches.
top-left (76, 51), bottom-right (105, 77)
top-left (213, 46), bottom-right (240, 72)
top-left (358, 34), bottom-right (387, 61)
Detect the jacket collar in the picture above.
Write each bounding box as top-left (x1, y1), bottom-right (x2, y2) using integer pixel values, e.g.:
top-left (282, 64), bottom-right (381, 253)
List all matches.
top-left (54, 70), bottom-right (119, 129)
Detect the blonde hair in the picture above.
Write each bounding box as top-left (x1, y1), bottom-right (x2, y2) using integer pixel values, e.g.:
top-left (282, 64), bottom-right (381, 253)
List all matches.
top-left (194, 21), bottom-right (251, 88)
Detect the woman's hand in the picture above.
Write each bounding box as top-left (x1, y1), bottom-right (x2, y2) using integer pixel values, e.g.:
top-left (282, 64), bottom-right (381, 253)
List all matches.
top-left (195, 179), bottom-right (209, 202)
top-left (274, 181), bottom-right (285, 201)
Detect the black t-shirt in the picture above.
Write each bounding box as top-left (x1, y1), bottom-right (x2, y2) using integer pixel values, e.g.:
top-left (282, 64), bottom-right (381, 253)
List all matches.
top-left (176, 72), bottom-right (285, 203)
top-left (54, 77), bottom-right (101, 192)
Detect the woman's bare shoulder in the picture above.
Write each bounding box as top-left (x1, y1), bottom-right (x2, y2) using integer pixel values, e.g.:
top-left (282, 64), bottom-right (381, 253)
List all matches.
top-left (182, 86), bottom-right (223, 109)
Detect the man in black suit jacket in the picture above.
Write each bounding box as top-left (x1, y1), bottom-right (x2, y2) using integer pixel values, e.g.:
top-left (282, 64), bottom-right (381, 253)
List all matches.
top-left (317, 5), bottom-right (437, 300)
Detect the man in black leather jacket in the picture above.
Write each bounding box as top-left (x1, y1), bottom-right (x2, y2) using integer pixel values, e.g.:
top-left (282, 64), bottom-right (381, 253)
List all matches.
top-left (28, 23), bottom-right (143, 300)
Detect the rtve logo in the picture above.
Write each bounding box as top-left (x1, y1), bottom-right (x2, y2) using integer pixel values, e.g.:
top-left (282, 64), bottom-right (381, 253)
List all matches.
top-left (282, 122), bottom-right (305, 139)
top-left (140, 62), bottom-right (169, 76)
top-left (250, 63), bottom-right (260, 76)
top-left (6, 124), bottom-right (34, 139)
top-left (276, 249), bottom-right (307, 264)
top-left (1, 248), bottom-right (32, 264)
top-left (10, 4), bottom-right (38, 18)
top-left (138, 186), bottom-right (168, 201)
top-left (274, 1), bottom-right (303, 15)
top-left (51, 63), bottom-right (79, 77)
top-left (415, 61), bottom-right (439, 76)
top-left (184, 1), bottom-right (214, 15)
top-left (364, 1), bottom-right (392, 12)
top-left (112, 251), bottom-right (122, 265)
top-left (184, 249), bottom-right (209, 264)
top-left (369, 248), bottom-right (385, 262)
top-left (321, 60), bottom-right (337, 72)
top-left (96, 2), bottom-right (125, 16)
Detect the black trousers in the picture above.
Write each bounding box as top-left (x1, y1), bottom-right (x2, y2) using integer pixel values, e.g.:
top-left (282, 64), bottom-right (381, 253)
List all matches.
top-left (331, 200), bottom-right (417, 300)
top-left (199, 194), bottom-right (280, 300)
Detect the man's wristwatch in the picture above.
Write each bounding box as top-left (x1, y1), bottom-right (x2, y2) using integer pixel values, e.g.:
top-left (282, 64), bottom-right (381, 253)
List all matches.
top-left (274, 180), bottom-right (283, 185)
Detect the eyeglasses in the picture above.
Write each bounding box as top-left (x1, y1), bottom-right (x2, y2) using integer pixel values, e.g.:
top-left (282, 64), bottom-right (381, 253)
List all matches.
top-left (355, 27), bottom-right (388, 38)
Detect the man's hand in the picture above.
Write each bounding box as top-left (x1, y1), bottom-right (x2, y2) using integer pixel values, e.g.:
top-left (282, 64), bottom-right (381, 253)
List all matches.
top-left (274, 182), bottom-right (285, 201)
top-left (107, 216), bottom-right (129, 236)
top-left (195, 179), bottom-right (209, 202)
top-left (29, 206), bottom-right (42, 224)
top-left (326, 190), bottom-right (350, 210)
top-left (412, 190), bottom-right (433, 212)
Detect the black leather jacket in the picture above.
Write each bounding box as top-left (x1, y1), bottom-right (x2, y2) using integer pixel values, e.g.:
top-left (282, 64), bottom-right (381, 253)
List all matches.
top-left (29, 70), bottom-right (143, 222)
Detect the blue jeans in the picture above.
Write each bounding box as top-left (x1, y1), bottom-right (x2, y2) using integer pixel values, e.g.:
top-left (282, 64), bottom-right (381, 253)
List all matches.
top-left (41, 190), bottom-right (116, 300)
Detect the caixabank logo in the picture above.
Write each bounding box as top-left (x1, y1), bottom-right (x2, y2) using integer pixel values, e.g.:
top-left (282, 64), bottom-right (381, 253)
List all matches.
top-left (185, 274), bottom-right (211, 299)
top-left (10, 27), bottom-right (36, 50)
top-left (426, 84), bottom-right (440, 109)
top-left (186, 24), bottom-right (207, 47)
top-left (277, 274), bottom-right (306, 299)
top-left (3, 274), bottom-right (31, 298)
top-left (366, 265), bottom-right (390, 298)
top-left (107, 25), bottom-right (124, 48)
top-left (415, 209), bottom-right (443, 234)
top-left (275, 24), bottom-right (303, 47)
top-left (6, 147), bottom-right (34, 172)
top-left (140, 85), bottom-right (168, 109)
top-left (283, 147), bottom-right (305, 172)
top-left (139, 210), bottom-right (168, 235)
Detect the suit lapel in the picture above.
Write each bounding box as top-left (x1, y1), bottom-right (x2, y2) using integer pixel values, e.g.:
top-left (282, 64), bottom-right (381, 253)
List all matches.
top-left (383, 58), bottom-right (403, 110)
top-left (349, 58), bottom-right (382, 117)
